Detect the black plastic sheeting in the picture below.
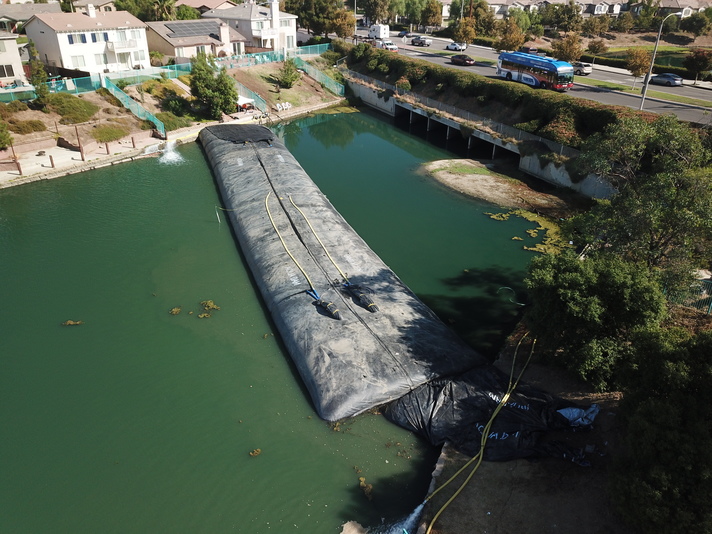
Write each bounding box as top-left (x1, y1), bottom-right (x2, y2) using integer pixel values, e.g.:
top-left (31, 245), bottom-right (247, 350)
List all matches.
top-left (199, 124), bottom-right (487, 421)
top-left (383, 367), bottom-right (594, 462)
top-left (200, 123), bottom-right (597, 461)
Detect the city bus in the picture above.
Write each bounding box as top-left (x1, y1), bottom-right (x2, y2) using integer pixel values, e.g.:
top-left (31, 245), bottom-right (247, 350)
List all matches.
top-left (496, 52), bottom-right (574, 91)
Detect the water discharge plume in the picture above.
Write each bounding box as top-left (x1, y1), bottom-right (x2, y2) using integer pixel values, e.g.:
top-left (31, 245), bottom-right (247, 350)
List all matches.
top-left (158, 141), bottom-right (185, 165)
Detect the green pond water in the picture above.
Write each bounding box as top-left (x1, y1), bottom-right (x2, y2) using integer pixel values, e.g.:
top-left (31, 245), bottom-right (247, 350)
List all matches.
top-left (0, 110), bottom-right (542, 533)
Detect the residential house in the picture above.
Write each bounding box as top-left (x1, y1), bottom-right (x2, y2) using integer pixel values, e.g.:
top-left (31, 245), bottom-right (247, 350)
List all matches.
top-left (146, 18), bottom-right (246, 63)
top-left (0, 31), bottom-right (26, 86)
top-left (73, 0), bottom-right (118, 14)
top-left (628, 0), bottom-right (710, 17)
top-left (24, 6), bottom-right (150, 74)
top-left (175, 0), bottom-right (238, 15)
top-left (201, 0), bottom-right (298, 50)
top-left (0, 3), bottom-right (62, 34)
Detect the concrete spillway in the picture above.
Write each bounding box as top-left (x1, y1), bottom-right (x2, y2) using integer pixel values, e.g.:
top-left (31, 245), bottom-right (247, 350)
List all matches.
top-left (199, 124), bottom-right (486, 421)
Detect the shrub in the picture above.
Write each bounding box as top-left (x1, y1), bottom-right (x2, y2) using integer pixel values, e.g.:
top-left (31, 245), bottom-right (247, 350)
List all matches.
top-left (366, 58), bottom-right (379, 71)
top-left (114, 79), bottom-right (131, 90)
top-left (155, 111), bottom-right (193, 131)
top-left (162, 94), bottom-right (191, 116)
top-left (7, 119), bottom-right (47, 134)
top-left (91, 125), bottom-right (128, 142)
top-left (376, 63), bottom-right (390, 74)
top-left (395, 76), bottom-right (411, 91)
top-left (278, 59), bottom-right (300, 89)
top-left (321, 50), bottom-right (341, 65)
top-left (45, 92), bottom-right (99, 124)
top-left (0, 122), bottom-right (12, 149)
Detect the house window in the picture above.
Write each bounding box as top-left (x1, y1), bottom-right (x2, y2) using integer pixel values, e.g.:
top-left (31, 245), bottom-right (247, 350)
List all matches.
top-left (286, 35), bottom-right (294, 48)
top-left (68, 33), bottom-right (87, 44)
top-left (130, 29), bottom-right (141, 40)
top-left (280, 19), bottom-right (290, 27)
top-left (95, 53), bottom-right (108, 65)
top-left (196, 45), bottom-right (206, 54)
top-left (104, 6), bottom-right (112, 10)
top-left (0, 64), bottom-right (15, 77)
top-left (71, 55), bottom-right (86, 68)
top-left (117, 30), bottom-right (127, 42)
top-left (254, 21), bottom-right (264, 30)
top-left (91, 32), bottom-right (109, 42)
top-left (176, 47), bottom-right (184, 57)
top-left (133, 50), bottom-right (145, 61)
top-left (0, 41), bottom-right (5, 53)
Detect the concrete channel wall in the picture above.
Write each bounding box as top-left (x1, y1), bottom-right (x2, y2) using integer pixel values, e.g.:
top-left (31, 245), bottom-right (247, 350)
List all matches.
top-left (347, 81), bottom-right (616, 200)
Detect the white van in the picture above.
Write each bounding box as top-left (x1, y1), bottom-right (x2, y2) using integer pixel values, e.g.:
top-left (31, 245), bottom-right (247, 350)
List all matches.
top-left (368, 24), bottom-right (390, 39)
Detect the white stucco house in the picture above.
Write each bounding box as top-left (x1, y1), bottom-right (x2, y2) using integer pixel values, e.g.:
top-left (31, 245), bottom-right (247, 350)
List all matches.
top-left (175, 0), bottom-right (238, 15)
top-left (72, 0), bottom-right (118, 14)
top-left (24, 6), bottom-right (150, 74)
top-left (146, 18), bottom-right (247, 63)
top-left (0, 31), bottom-right (26, 86)
top-left (201, 0), bottom-right (297, 51)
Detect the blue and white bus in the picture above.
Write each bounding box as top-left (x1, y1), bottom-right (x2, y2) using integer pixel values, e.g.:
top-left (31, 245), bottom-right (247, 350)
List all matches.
top-left (497, 52), bottom-right (574, 91)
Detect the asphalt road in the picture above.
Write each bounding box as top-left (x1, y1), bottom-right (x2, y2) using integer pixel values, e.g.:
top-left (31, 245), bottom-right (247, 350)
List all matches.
top-left (352, 29), bottom-right (712, 126)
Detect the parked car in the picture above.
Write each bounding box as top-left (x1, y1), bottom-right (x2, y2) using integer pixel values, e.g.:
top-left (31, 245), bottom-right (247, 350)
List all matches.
top-left (446, 42), bottom-right (467, 51)
top-left (572, 61), bottom-right (592, 76)
top-left (450, 54), bottom-right (475, 66)
top-left (648, 73), bottom-right (684, 86)
top-left (411, 35), bottom-right (432, 46)
top-left (397, 30), bottom-right (413, 37)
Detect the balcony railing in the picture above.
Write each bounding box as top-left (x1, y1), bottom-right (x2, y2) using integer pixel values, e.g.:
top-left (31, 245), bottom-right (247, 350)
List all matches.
top-left (107, 39), bottom-right (137, 51)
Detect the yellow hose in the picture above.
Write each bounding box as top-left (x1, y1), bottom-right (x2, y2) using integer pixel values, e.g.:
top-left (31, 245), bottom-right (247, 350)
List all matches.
top-left (423, 334), bottom-right (536, 534)
top-left (289, 195), bottom-right (350, 283)
top-left (264, 191), bottom-right (318, 296)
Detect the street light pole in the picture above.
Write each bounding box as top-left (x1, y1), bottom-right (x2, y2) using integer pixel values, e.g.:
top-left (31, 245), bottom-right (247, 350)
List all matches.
top-left (639, 11), bottom-right (682, 110)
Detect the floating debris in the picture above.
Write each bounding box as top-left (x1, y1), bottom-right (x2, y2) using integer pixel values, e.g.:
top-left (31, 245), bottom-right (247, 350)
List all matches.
top-left (61, 320), bottom-right (84, 326)
top-left (358, 477), bottom-right (373, 501)
top-left (200, 300), bottom-right (220, 311)
top-left (249, 448), bottom-right (262, 457)
top-left (512, 236), bottom-right (523, 241)
top-left (197, 313), bottom-right (211, 319)
top-left (169, 307), bottom-right (182, 315)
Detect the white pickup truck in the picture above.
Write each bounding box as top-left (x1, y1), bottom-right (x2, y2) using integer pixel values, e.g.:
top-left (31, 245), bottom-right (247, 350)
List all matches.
top-left (410, 35), bottom-right (432, 47)
top-left (373, 39), bottom-right (398, 51)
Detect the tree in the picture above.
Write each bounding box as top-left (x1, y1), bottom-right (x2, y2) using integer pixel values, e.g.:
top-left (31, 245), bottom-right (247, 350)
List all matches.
top-left (189, 52), bottom-right (238, 120)
top-left (680, 12), bottom-right (712, 37)
top-left (493, 18), bottom-right (525, 52)
top-left (611, 11), bottom-right (635, 33)
top-left (611, 329), bottom-right (712, 534)
top-left (278, 58), bottom-right (301, 88)
top-left (625, 47), bottom-right (651, 89)
top-left (329, 8), bottom-right (357, 38)
top-left (635, 0), bottom-right (658, 31)
top-left (387, 0), bottom-right (406, 22)
top-left (153, 0), bottom-right (176, 21)
top-left (581, 15), bottom-right (609, 36)
top-left (27, 42), bottom-right (49, 105)
top-left (556, 0), bottom-right (583, 32)
top-left (586, 38), bottom-right (608, 64)
top-left (460, 0), bottom-right (497, 37)
top-left (568, 115), bottom-right (712, 279)
top-left (175, 4), bottom-right (201, 19)
top-left (364, 0), bottom-right (390, 24)
top-left (683, 48), bottom-right (712, 84)
top-left (524, 251), bottom-right (667, 391)
top-left (506, 8), bottom-right (531, 32)
top-left (421, 0), bottom-right (442, 27)
top-left (404, 0), bottom-right (427, 26)
top-left (552, 32), bottom-right (583, 62)
top-left (452, 16), bottom-right (477, 43)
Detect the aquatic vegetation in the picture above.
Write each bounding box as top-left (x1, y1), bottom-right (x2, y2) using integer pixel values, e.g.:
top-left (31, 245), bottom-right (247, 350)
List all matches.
top-left (488, 210), bottom-right (571, 254)
top-left (512, 236), bottom-right (523, 241)
top-left (61, 320), bottom-right (83, 326)
top-left (249, 448), bottom-right (262, 457)
top-left (197, 313), bottom-right (211, 319)
top-left (169, 307), bottom-right (181, 315)
top-left (358, 477), bottom-right (374, 501)
top-left (200, 300), bottom-right (220, 311)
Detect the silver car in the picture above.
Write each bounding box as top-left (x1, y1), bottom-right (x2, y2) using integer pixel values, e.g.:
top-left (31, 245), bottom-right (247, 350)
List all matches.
top-left (572, 62), bottom-right (592, 76)
top-left (649, 73), bottom-right (684, 86)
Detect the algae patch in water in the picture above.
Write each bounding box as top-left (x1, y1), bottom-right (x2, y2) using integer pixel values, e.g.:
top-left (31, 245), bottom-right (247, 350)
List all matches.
top-left (486, 209), bottom-right (571, 254)
top-left (61, 320), bottom-right (84, 326)
top-left (169, 307), bottom-right (182, 315)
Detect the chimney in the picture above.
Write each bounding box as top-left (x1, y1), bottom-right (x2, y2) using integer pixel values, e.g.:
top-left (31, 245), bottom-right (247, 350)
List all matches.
top-left (86, 4), bottom-right (96, 17)
top-left (270, 0), bottom-right (279, 47)
top-left (219, 22), bottom-right (230, 46)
